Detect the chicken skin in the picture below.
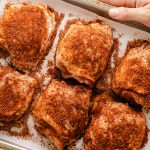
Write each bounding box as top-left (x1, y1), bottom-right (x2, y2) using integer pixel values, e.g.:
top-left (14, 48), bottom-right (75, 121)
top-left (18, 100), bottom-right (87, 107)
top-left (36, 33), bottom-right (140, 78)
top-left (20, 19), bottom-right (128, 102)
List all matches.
top-left (84, 93), bottom-right (146, 150)
top-left (0, 67), bottom-right (37, 122)
top-left (112, 46), bottom-right (150, 107)
top-left (0, 3), bottom-right (56, 70)
top-left (56, 20), bottom-right (113, 87)
top-left (32, 80), bottom-right (92, 150)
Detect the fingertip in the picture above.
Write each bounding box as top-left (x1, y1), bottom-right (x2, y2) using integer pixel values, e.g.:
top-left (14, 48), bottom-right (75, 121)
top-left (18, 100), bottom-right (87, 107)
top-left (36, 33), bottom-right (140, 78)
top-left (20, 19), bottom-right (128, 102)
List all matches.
top-left (109, 8), bottom-right (120, 18)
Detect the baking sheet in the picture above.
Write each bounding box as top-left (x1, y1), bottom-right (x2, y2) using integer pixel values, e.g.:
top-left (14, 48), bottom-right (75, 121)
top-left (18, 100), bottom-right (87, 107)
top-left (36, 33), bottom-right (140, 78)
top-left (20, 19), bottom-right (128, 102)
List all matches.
top-left (0, 0), bottom-right (150, 149)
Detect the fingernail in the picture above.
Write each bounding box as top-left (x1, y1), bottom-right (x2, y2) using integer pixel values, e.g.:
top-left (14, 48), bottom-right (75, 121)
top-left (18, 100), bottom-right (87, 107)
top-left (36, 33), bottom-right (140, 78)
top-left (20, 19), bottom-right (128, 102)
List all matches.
top-left (109, 9), bottom-right (120, 17)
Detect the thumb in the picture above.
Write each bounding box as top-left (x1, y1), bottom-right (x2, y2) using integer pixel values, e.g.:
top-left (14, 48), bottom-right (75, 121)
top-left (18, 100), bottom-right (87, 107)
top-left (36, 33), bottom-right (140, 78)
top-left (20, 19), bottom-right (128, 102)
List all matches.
top-left (109, 7), bottom-right (150, 27)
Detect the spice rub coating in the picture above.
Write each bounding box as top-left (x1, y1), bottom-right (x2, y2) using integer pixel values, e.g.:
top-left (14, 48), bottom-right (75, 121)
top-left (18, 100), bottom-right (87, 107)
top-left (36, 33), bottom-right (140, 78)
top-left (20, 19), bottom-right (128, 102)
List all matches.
top-left (0, 67), bottom-right (37, 122)
top-left (32, 80), bottom-right (92, 150)
top-left (112, 46), bottom-right (150, 107)
top-left (0, 19), bottom-right (6, 49)
top-left (56, 20), bottom-right (113, 87)
top-left (84, 93), bottom-right (146, 150)
top-left (1, 3), bottom-right (56, 70)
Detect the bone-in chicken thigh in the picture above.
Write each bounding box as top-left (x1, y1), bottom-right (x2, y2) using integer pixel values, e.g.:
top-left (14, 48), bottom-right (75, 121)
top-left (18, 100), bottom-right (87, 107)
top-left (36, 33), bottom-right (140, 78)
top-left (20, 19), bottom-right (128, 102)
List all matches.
top-left (0, 67), bottom-right (37, 122)
top-left (0, 3), bottom-right (56, 70)
top-left (32, 80), bottom-right (92, 150)
top-left (56, 20), bottom-right (113, 87)
top-left (112, 46), bottom-right (150, 107)
top-left (84, 93), bottom-right (146, 150)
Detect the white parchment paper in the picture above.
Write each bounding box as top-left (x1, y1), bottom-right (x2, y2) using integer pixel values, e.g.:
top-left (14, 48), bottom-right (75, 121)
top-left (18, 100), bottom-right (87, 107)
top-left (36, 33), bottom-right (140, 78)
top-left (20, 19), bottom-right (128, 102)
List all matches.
top-left (0, 0), bottom-right (150, 149)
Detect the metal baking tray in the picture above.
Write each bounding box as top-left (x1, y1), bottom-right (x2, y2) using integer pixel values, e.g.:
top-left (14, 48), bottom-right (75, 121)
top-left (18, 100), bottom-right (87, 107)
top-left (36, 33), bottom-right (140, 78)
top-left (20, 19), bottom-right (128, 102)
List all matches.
top-left (62, 0), bottom-right (150, 32)
top-left (0, 0), bottom-right (150, 150)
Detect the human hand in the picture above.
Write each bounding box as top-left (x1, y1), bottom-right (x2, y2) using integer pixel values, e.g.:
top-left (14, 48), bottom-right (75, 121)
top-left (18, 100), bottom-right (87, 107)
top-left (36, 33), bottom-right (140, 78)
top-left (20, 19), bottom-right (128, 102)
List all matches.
top-left (100, 0), bottom-right (150, 27)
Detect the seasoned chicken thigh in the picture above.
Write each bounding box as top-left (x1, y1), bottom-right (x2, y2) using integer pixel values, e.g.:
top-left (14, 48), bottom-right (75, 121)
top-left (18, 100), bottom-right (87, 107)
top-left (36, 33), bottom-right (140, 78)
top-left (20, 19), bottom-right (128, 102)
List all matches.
top-left (84, 93), bottom-right (146, 150)
top-left (112, 46), bottom-right (150, 107)
top-left (0, 3), bottom-right (56, 70)
top-left (56, 20), bottom-right (113, 87)
top-left (0, 67), bottom-right (37, 122)
top-left (33, 80), bottom-right (92, 150)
